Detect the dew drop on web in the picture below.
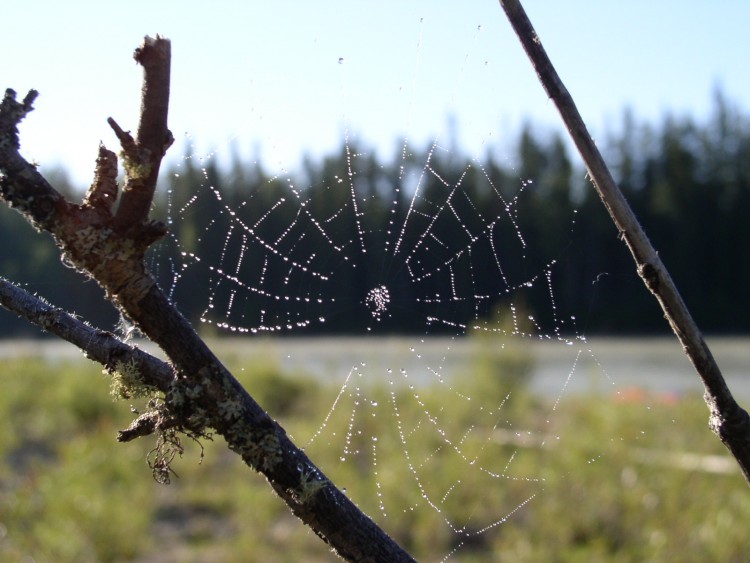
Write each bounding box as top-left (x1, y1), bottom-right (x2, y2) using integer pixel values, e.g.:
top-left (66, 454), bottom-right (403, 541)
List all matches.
top-left (364, 285), bottom-right (390, 321)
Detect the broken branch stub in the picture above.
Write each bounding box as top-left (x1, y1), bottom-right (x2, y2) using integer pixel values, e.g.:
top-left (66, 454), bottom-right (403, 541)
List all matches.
top-left (113, 35), bottom-right (174, 234)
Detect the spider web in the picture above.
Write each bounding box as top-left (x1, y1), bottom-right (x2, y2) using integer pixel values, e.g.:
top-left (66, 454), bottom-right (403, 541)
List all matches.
top-left (153, 139), bottom-right (615, 560)
top-left (148, 15), bottom-right (655, 561)
top-left (163, 144), bottom-right (560, 337)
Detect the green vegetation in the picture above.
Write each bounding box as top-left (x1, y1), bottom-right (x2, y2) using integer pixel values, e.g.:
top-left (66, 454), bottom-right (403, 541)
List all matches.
top-left (0, 348), bottom-right (748, 562)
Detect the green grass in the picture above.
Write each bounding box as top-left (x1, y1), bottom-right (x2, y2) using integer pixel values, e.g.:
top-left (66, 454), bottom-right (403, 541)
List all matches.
top-left (0, 348), bottom-right (747, 562)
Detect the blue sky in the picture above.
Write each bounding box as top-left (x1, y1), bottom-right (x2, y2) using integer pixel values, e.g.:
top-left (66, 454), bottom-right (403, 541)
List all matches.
top-left (2, 1), bottom-right (748, 187)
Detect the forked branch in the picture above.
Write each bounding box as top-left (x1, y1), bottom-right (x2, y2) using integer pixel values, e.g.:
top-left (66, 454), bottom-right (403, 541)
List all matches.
top-left (498, 0), bottom-right (750, 482)
top-left (0, 37), bottom-right (413, 562)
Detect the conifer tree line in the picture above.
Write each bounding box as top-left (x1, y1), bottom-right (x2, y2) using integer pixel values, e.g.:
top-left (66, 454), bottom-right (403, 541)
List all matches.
top-left (2, 91), bottom-right (748, 337)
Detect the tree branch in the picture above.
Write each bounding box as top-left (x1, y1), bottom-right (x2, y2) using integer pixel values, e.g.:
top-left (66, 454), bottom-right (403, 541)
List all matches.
top-left (0, 277), bottom-right (173, 391)
top-left (113, 36), bottom-right (174, 233)
top-left (0, 38), bottom-right (414, 561)
top-left (498, 0), bottom-right (750, 483)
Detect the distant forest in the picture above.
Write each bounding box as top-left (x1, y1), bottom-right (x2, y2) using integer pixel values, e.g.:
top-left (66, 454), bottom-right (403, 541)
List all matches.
top-left (2, 91), bottom-right (749, 337)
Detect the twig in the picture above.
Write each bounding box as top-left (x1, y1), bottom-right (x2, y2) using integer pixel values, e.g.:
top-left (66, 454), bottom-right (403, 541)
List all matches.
top-left (498, 0), bottom-right (750, 483)
top-left (0, 277), bottom-right (173, 391)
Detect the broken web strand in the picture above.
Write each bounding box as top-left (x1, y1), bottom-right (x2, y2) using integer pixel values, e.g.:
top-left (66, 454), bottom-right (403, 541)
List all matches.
top-left (299, 335), bottom-right (551, 556)
top-left (389, 380), bottom-right (540, 527)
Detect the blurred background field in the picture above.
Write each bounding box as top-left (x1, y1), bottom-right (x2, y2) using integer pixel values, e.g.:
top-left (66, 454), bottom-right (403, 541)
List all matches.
top-left (1, 336), bottom-right (748, 562)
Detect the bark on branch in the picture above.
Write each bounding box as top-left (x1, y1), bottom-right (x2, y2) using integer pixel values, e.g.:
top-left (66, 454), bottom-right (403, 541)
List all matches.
top-left (113, 35), bottom-right (174, 233)
top-left (0, 277), bottom-right (173, 391)
top-left (498, 0), bottom-right (750, 483)
top-left (0, 37), bottom-right (414, 561)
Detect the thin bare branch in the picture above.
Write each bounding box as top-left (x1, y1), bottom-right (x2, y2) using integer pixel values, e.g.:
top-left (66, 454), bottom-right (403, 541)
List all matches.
top-left (498, 0), bottom-right (750, 483)
top-left (0, 277), bottom-right (173, 391)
